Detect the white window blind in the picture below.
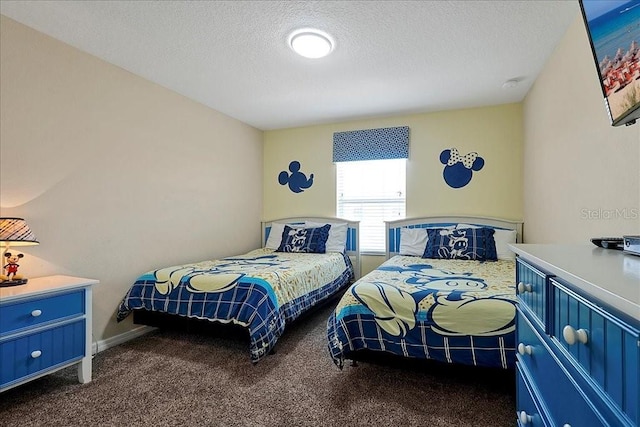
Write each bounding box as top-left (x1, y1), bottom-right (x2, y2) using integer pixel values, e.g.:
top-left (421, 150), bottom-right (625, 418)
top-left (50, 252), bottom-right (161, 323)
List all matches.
top-left (336, 159), bottom-right (406, 253)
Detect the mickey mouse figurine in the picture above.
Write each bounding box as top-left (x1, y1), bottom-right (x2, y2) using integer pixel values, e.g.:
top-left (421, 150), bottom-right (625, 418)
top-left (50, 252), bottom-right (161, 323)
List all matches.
top-left (0, 251), bottom-right (28, 286)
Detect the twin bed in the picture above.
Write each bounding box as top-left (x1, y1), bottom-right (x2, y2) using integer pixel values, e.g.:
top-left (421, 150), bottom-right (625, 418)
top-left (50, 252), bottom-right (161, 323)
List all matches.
top-left (117, 215), bottom-right (522, 370)
top-left (117, 217), bottom-right (360, 363)
top-left (327, 216), bottom-right (522, 370)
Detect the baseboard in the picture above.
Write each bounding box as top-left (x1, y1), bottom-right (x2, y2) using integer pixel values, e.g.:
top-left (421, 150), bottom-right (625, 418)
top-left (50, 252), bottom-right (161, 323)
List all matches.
top-left (92, 325), bottom-right (157, 355)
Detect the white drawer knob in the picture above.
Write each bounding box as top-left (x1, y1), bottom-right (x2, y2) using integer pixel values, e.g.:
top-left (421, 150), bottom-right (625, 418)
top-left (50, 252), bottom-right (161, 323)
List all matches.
top-left (517, 343), bottom-right (533, 355)
top-left (31, 350), bottom-right (42, 358)
top-left (562, 325), bottom-right (588, 345)
top-left (517, 282), bottom-right (532, 293)
top-left (519, 411), bottom-right (533, 424)
top-left (563, 424), bottom-right (572, 427)
top-left (31, 309), bottom-right (42, 317)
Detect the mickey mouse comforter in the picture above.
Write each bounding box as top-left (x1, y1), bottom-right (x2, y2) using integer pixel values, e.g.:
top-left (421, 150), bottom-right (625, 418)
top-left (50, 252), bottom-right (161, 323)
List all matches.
top-left (327, 255), bottom-right (516, 369)
top-left (117, 248), bottom-right (353, 363)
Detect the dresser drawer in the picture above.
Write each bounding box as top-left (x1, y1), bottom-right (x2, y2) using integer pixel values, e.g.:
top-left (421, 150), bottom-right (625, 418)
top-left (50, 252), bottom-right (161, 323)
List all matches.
top-left (516, 366), bottom-right (548, 427)
top-left (0, 290), bottom-right (85, 336)
top-left (550, 278), bottom-right (640, 426)
top-left (516, 258), bottom-right (548, 329)
top-left (0, 319), bottom-right (86, 389)
top-left (516, 309), bottom-right (607, 427)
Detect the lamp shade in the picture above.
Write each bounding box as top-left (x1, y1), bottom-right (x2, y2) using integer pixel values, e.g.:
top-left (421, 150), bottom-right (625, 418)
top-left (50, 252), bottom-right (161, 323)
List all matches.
top-left (0, 218), bottom-right (39, 246)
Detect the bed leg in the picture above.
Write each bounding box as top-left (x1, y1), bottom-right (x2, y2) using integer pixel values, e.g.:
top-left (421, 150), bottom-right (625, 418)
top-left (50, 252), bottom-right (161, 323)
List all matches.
top-left (269, 348), bottom-right (276, 355)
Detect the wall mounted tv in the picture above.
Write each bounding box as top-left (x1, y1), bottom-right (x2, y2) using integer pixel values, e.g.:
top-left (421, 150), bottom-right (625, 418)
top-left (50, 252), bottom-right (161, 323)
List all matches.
top-left (579, 0), bottom-right (640, 126)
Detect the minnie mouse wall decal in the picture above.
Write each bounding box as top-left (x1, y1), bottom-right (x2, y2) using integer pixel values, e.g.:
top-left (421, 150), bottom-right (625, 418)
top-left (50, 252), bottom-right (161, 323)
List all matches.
top-left (439, 148), bottom-right (485, 188)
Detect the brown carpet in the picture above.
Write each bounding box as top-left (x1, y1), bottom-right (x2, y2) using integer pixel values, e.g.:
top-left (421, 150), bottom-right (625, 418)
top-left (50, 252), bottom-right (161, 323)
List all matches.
top-left (0, 302), bottom-right (516, 426)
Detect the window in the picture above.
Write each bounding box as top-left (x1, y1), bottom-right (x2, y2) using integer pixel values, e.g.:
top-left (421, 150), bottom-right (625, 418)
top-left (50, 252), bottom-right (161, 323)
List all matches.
top-left (337, 159), bottom-right (406, 253)
top-left (333, 126), bottom-right (409, 253)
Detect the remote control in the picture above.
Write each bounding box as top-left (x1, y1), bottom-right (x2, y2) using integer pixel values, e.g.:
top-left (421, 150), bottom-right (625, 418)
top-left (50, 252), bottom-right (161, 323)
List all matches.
top-left (590, 237), bottom-right (624, 250)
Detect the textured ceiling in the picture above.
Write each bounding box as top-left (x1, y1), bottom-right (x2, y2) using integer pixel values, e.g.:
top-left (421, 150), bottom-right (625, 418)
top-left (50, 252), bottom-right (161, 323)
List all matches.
top-left (0, 1), bottom-right (580, 130)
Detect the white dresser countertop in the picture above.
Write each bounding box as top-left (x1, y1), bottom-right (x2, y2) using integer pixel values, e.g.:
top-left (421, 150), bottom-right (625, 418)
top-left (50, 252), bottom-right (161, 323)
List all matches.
top-left (0, 274), bottom-right (99, 302)
top-left (510, 244), bottom-right (640, 319)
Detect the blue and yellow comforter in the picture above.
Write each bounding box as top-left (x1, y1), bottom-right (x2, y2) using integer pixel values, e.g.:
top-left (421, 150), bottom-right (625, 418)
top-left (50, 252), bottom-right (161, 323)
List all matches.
top-left (117, 248), bottom-right (353, 363)
top-left (327, 255), bottom-right (516, 369)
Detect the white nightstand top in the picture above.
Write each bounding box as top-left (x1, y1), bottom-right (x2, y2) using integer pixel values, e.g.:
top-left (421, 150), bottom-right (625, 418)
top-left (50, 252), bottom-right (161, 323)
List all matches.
top-left (0, 275), bottom-right (99, 302)
top-left (510, 244), bottom-right (639, 319)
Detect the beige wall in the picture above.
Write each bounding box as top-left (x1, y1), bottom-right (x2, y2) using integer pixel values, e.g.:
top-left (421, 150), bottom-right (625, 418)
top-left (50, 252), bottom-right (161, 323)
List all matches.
top-left (0, 17), bottom-right (263, 343)
top-left (264, 104), bottom-right (524, 273)
top-left (4, 10), bottom-right (625, 348)
top-left (523, 17), bottom-right (640, 243)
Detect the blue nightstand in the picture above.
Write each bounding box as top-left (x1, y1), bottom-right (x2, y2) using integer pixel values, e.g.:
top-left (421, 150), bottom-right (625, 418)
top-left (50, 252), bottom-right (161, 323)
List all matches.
top-left (1, 275), bottom-right (99, 392)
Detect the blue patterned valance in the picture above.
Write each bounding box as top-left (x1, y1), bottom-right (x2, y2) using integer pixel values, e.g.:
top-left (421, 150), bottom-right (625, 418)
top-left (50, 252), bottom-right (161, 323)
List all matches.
top-left (333, 126), bottom-right (409, 162)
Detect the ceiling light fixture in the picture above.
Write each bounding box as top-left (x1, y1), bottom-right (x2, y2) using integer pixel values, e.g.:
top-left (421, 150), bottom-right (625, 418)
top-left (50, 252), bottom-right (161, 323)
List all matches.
top-left (289, 29), bottom-right (334, 59)
top-left (502, 78), bottom-right (522, 89)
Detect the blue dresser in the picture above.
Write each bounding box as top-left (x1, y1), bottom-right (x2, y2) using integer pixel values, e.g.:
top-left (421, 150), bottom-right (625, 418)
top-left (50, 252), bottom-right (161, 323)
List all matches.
top-left (510, 244), bottom-right (639, 427)
top-left (1, 275), bottom-right (98, 392)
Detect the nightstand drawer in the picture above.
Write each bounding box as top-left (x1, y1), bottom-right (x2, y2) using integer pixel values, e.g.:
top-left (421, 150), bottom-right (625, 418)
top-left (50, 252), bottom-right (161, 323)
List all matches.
top-left (550, 278), bottom-right (640, 425)
top-left (0, 290), bottom-right (85, 336)
top-left (0, 319), bottom-right (85, 389)
top-left (516, 309), bottom-right (606, 427)
top-left (516, 258), bottom-right (548, 329)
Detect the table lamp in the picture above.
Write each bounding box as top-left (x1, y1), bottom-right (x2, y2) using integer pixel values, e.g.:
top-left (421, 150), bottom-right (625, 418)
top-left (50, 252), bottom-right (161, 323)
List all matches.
top-left (0, 217), bottom-right (39, 287)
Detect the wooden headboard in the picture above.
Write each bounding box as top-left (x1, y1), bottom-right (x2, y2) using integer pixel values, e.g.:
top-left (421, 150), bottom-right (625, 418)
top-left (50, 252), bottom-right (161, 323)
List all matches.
top-left (385, 215), bottom-right (523, 259)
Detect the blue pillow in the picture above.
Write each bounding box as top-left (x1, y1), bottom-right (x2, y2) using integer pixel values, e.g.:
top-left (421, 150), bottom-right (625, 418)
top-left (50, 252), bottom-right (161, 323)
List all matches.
top-left (276, 224), bottom-right (331, 253)
top-left (423, 227), bottom-right (497, 261)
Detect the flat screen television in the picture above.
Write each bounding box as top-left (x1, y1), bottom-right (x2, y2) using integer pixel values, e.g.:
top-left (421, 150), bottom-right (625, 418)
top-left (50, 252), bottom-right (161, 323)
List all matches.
top-left (579, 0), bottom-right (640, 126)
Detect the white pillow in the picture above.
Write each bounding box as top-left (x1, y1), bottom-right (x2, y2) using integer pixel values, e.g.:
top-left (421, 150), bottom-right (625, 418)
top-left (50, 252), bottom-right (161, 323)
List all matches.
top-left (399, 228), bottom-right (428, 256)
top-left (455, 224), bottom-right (517, 260)
top-left (305, 221), bottom-right (348, 253)
top-left (265, 222), bottom-right (303, 249)
top-left (494, 229), bottom-right (517, 260)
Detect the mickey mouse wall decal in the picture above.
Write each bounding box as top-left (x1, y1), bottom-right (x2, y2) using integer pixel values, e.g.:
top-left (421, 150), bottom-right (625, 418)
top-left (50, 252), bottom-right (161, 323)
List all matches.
top-left (440, 148), bottom-right (485, 188)
top-left (278, 161), bottom-right (314, 193)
